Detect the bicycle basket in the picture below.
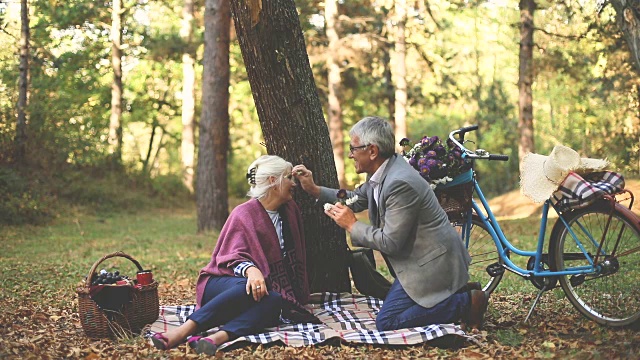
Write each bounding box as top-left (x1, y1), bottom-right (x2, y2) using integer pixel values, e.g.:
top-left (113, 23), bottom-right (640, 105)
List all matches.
top-left (434, 170), bottom-right (474, 220)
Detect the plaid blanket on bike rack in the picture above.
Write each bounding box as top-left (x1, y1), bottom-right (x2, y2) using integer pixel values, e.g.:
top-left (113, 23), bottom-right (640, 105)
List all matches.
top-left (146, 292), bottom-right (469, 349)
top-left (552, 171), bottom-right (625, 212)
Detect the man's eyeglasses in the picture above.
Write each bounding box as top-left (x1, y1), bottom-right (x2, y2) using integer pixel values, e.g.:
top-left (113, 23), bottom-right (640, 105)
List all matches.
top-left (349, 144), bottom-right (370, 154)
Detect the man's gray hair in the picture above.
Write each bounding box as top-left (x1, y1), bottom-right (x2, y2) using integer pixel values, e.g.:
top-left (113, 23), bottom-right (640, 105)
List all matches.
top-left (350, 116), bottom-right (396, 158)
top-left (246, 155), bottom-right (293, 199)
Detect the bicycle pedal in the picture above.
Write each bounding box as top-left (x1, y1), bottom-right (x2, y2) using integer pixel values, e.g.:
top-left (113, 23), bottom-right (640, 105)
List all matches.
top-left (486, 262), bottom-right (505, 277)
top-left (570, 274), bottom-right (585, 287)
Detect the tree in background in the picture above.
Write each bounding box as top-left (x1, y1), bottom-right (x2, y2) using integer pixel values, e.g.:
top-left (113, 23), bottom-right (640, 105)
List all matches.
top-left (392, 0), bottom-right (408, 149)
top-left (518, 0), bottom-right (536, 161)
top-left (610, 0), bottom-right (640, 72)
top-left (230, 0), bottom-right (350, 293)
top-left (15, 0), bottom-right (29, 163)
top-left (1, 0), bottom-right (639, 226)
top-left (197, 0), bottom-right (231, 232)
top-left (109, 0), bottom-right (124, 164)
top-left (325, 0), bottom-right (346, 188)
top-left (180, 0), bottom-right (197, 192)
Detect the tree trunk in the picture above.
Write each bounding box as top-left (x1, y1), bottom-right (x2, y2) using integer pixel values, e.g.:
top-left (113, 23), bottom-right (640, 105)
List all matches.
top-left (197, 0), bottom-right (231, 232)
top-left (229, 0), bottom-right (350, 293)
top-left (393, 0), bottom-right (407, 150)
top-left (325, 0), bottom-right (345, 188)
top-left (142, 122), bottom-right (157, 174)
top-left (109, 0), bottom-right (124, 164)
top-left (181, 0), bottom-right (197, 193)
top-left (383, 45), bottom-right (395, 121)
top-left (518, 0), bottom-right (535, 161)
top-left (610, 0), bottom-right (640, 73)
top-left (15, 0), bottom-right (29, 163)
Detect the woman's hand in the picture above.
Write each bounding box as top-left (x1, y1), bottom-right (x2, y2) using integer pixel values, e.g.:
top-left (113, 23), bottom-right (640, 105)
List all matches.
top-left (245, 267), bottom-right (268, 302)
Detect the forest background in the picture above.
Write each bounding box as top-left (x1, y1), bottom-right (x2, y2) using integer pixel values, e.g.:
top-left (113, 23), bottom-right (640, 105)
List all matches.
top-left (2, 0), bottom-right (639, 229)
top-left (2, 0), bottom-right (640, 358)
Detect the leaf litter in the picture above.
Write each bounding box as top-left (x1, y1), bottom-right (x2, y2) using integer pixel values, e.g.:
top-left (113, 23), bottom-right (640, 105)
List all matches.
top-left (1, 252), bottom-right (639, 360)
top-left (1, 280), bottom-right (639, 359)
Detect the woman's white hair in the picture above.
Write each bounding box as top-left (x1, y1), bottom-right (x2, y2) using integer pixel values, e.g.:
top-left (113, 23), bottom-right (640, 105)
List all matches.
top-left (246, 155), bottom-right (293, 199)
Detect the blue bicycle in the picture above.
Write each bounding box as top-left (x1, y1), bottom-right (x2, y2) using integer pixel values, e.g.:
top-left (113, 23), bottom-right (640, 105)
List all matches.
top-left (441, 125), bottom-right (640, 327)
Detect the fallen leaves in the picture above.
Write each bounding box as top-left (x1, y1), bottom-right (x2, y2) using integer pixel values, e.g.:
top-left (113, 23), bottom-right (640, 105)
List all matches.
top-left (1, 271), bottom-right (639, 359)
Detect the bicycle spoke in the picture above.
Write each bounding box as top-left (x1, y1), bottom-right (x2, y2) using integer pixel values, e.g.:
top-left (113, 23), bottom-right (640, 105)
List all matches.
top-left (551, 203), bottom-right (640, 326)
top-left (454, 215), bottom-right (503, 294)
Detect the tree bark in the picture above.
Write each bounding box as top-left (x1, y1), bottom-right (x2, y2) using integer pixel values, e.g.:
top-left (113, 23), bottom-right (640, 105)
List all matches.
top-left (109, 0), bottom-right (124, 164)
top-left (610, 0), bottom-right (640, 73)
top-left (383, 45), bottom-right (395, 121)
top-left (181, 0), bottom-right (197, 193)
top-left (393, 0), bottom-right (407, 150)
top-left (518, 0), bottom-right (535, 161)
top-left (142, 122), bottom-right (157, 174)
top-left (197, 0), bottom-right (231, 232)
top-left (15, 0), bottom-right (29, 163)
top-left (229, 0), bottom-right (350, 293)
top-left (325, 0), bottom-right (345, 188)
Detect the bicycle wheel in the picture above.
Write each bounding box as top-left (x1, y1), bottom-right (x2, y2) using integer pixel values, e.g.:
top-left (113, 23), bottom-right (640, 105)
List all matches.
top-left (549, 201), bottom-right (640, 326)
top-left (454, 215), bottom-right (503, 294)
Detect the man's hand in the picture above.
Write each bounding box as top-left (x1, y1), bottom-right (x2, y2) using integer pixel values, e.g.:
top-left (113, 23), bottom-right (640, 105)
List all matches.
top-left (325, 202), bottom-right (357, 232)
top-left (292, 164), bottom-right (320, 198)
top-left (245, 267), bottom-right (267, 302)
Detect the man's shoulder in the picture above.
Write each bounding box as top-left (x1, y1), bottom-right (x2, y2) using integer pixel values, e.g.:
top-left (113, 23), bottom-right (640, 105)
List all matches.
top-left (388, 156), bottom-right (427, 184)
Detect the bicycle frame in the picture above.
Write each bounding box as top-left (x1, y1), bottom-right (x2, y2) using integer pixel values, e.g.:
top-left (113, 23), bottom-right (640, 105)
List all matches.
top-left (462, 176), bottom-right (605, 278)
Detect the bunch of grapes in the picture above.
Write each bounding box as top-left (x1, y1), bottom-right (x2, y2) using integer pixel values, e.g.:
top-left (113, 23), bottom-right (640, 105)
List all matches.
top-left (89, 269), bottom-right (129, 286)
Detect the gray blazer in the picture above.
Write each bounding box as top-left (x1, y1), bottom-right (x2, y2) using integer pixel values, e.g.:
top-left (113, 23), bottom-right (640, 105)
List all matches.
top-left (319, 154), bottom-right (471, 308)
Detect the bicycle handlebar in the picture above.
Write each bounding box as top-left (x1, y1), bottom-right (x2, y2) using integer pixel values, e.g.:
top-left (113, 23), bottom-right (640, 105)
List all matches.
top-left (489, 154), bottom-right (509, 161)
top-left (449, 125), bottom-right (510, 161)
top-left (458, 125), bottom-right (479, 135)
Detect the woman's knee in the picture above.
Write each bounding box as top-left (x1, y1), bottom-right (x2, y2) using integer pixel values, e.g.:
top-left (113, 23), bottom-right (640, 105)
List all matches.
top-left (262, 291), bottom-right (282, 309)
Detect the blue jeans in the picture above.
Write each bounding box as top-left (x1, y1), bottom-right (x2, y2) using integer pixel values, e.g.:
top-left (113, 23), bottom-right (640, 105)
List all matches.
top-left (376, 279), bottom-right (469, 331)
top-left (188, 276), bottom-right (282, 338)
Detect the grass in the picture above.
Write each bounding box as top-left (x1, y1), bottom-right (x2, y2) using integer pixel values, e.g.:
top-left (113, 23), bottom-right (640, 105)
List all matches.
top-left (1, 204), bottom-right (639, 359)
top-left (0, 207), bottom-right (214, 307)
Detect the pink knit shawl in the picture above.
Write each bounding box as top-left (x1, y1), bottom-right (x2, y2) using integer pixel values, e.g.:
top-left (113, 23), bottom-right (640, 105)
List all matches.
top-left (195, 199), bottom-right (310, 310)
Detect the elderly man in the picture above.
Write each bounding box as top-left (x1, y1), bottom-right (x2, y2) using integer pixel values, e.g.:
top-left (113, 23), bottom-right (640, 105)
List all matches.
top-left (293, 116), bottom-right (488, 331)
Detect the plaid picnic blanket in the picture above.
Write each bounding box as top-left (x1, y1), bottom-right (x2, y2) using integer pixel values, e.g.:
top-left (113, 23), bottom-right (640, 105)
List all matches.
top-left (552, 171), bottom-right (624, 212)
top-left (147, 292), bottom-right (470, 349)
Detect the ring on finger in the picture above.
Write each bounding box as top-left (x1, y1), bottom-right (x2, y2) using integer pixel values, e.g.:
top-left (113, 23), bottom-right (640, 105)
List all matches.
top-left (332, 211), bottom-right (337, 215)
top-left (256, 285), bottom-right (261, 289)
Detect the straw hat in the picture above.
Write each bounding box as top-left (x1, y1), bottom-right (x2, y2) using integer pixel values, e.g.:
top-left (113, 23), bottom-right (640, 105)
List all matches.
top-left (520, 145), bottom-right (608, 203)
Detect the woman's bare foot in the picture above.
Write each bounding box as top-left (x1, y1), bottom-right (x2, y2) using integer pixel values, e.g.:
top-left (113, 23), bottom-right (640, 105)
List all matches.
top-left (151, 319), bottom-right (198, 349)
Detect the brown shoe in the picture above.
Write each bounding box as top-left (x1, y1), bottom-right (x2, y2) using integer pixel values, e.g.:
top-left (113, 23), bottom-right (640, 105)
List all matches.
top-left (463, 290), bottom-right (489, 330)
top-left (456, 281), bottom-right (482, 294)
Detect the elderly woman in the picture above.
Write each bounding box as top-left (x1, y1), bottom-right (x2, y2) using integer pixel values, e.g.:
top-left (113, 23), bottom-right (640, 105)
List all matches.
top-left (151, 155), bottom-right (317, 355)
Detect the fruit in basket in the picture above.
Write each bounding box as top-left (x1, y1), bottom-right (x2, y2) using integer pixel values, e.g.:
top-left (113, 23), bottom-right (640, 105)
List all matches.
top-left (89, 269), bottom-right (130, 286)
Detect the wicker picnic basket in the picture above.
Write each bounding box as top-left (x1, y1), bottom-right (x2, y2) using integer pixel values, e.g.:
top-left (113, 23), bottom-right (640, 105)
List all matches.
top-left (76, 251), bottom-right (159, 339)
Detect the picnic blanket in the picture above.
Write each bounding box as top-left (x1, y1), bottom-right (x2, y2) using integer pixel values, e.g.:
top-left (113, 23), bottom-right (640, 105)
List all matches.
top-left (146, 292), bottom-right (471, 349)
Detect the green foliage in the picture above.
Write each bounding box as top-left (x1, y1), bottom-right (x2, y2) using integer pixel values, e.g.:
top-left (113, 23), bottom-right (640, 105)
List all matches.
top-left (0, 160), bottom-right (192, 225)
top-left (532, 3), bottom-right (640, 174)
top-left (0, 167), bottom-right (55, 225)
top-left (54, 163), bottom-right (192, 213)
top-left (475, 80), bottom-right (519, 197)
top-left (495, 329), bottom-right (525, 347)
top-left (1, 0), bottom-right (639, 222)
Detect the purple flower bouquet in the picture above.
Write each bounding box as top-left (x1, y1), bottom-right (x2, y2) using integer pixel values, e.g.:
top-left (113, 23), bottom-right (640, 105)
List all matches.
top-left (400, 135), bottom-right (472, 189)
